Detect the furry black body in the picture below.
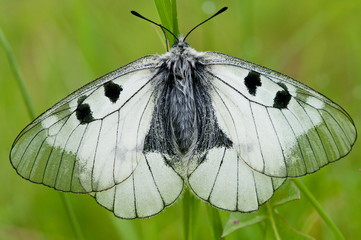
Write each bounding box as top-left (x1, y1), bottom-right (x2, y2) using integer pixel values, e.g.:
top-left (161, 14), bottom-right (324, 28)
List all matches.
top-left (144, 39), bottom-right (232, 160)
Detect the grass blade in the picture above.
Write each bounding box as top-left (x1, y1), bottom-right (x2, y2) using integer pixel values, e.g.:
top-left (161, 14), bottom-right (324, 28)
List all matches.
top-left (266, 203), bottom-right (281, 240)
top-left (154, 0), bottom-right (179, 46)
top-left (0, 28), bottom-right (36, 119)
top-left (293, 179), bottom-right (345, 240)
top-left (0, 27), bottom-right (85, 240)
top-left (206, 205), bottom-right (223, 239)
top-left (171, 0), bottom-right (179, 39)
top-left (183, 190), bottom-right (191, 240)
top-left (59, 193), bottom-right (85, 240)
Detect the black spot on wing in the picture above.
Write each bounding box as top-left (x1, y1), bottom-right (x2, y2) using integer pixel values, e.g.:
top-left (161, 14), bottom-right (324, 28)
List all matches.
top-left (77, 95), bottom-right (87, 105)
top-left (76, 103), bottom-right (94, 124)
top-left (104, 81), bottom-right (123, 103)
top-left (244, 71), bottom-right (262, 96)
top-left (276, 82), bottom-right (288, 90)
top-left (273, 89), bottom-right (291, 109)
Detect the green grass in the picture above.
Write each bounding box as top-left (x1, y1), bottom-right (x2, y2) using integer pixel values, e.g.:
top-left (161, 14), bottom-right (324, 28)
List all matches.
top-left (1, 0), bottom-right (361, 239)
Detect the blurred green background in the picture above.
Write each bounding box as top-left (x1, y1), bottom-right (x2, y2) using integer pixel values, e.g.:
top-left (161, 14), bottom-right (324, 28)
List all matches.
top-left (1, 0), bottom-right (360, 239)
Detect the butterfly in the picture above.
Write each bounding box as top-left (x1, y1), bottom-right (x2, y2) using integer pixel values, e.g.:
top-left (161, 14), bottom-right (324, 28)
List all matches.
top-left (10, 7), bottom-right (356, 219)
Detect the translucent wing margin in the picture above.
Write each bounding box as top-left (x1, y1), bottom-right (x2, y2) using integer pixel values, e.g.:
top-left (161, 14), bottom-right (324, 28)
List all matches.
top-left (10, 55), bottom-right (160, 193)
top-left (200, 52), bottom-right (357, 178)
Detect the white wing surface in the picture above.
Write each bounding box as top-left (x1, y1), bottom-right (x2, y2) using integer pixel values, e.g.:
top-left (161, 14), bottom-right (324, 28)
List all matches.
top-left (92, 152), bottom-right (183, 219)
top-left (188, 148), bottom-right (285, 212)
top-left (10, 56), bottom-right (160, 193)
top-left (201, 52), bottom-right (357, 178)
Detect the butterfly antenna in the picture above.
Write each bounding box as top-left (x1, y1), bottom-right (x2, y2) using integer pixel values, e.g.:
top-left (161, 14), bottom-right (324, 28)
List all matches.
top-left (131, 10), bottom-right (179, 44)
top-left (184, 7), bottom-right (228, 41)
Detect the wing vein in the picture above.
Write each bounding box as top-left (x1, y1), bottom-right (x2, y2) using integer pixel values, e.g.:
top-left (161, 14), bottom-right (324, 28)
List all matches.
top-left (295, 96), bottom-right (351, 145)
top-left (17, 128), bottom-right (48, 169)
top-left (317, 109), bottom-right (341, 157)
top-left (266, 108), bottom-right (288, 175)
top-left (28, 131), bottom-right (51, 179)
top-left (144, 154), bottom-right (165, 206)
top-left (41, 115), bottom-right (72, 183)
top-left (91, 119), bottom-right (104, 191)
top-left (95, 75), bottom-right (156, 121)
top-left (54, 122), bottom-right (82, 189)
top-left (208, 148), bottom-right (227, 201)
top-left (70, 124), bottom-right (89, 192)
top-left (251, 171), bottom-right (259, 205)
top-left (113, 110), bottom-right (120, 186)
top-left (295, 99), bottom-right (328, 164)
top-left (286, 106), bottom-right (320, 170)
top-left (280, 110), bottom-right (308, 172)
top-left (249, 102), bottom-right (266, 172)
top-left (132, 174), bottom-right (137, 218)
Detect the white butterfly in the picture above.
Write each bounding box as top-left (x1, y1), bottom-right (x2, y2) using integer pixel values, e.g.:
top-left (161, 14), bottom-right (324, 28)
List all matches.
top-left (10, 7), bottom-right (356, 219)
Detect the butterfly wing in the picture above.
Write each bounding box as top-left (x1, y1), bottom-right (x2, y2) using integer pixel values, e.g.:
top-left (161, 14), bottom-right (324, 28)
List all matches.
top-left (188, 147), bottom-right (285, 212)
top-left (10, 55), bottom-right (161, 193)
top-left (201, 52), bottom-right (357, 178)
top-left (187, 51), bottom-right (356, 213)
top-left (91, 152), bottom-right (183, 219)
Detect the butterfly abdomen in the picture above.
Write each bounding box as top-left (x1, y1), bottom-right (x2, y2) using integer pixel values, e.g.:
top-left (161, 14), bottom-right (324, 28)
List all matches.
top-left (167, 57), bottom-right (198, 154)
top-left (142, 56), bottom-right (198, 156)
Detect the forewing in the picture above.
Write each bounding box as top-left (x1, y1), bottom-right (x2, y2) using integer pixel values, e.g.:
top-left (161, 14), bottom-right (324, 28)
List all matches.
top-left (10, 56), bottom-right (160, 193)
top-left (200, 52), bottom-right (356, 177)
top-left (188, 148), bottom-right (285, 212)
top-left (91, 152), bottom-right (183, 219)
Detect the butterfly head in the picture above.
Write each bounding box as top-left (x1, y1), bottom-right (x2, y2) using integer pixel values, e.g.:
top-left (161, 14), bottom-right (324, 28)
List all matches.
top-left (166, 36), bottom-right (200, 59)
top-left (171, 36), bottom-right (190, 50)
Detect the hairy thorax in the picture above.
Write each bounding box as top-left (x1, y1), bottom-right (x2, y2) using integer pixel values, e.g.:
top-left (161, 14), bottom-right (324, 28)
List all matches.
top-left (163, 41), bottom-right (201, 154)
top-left (144, 39), bottom-right (231, 165)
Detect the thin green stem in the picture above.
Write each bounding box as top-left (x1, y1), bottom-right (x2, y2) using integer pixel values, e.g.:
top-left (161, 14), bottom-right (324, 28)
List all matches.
top-left (266, 203), bottom-right (281, 240)
top-left (190, 194), bottom-right (199, 240)
top-left (293, 179), bottom-right (345, 240)
top-left (0, 27), bottom-right (85, 240)
top-left (206, 205), bottom-right (223, 239)
top-left (183, 190), bottom-right (191, 240)
top-left (0, 28), bottom-right (36, 118)
top-left (59, 193), bottom-right (85, 240)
